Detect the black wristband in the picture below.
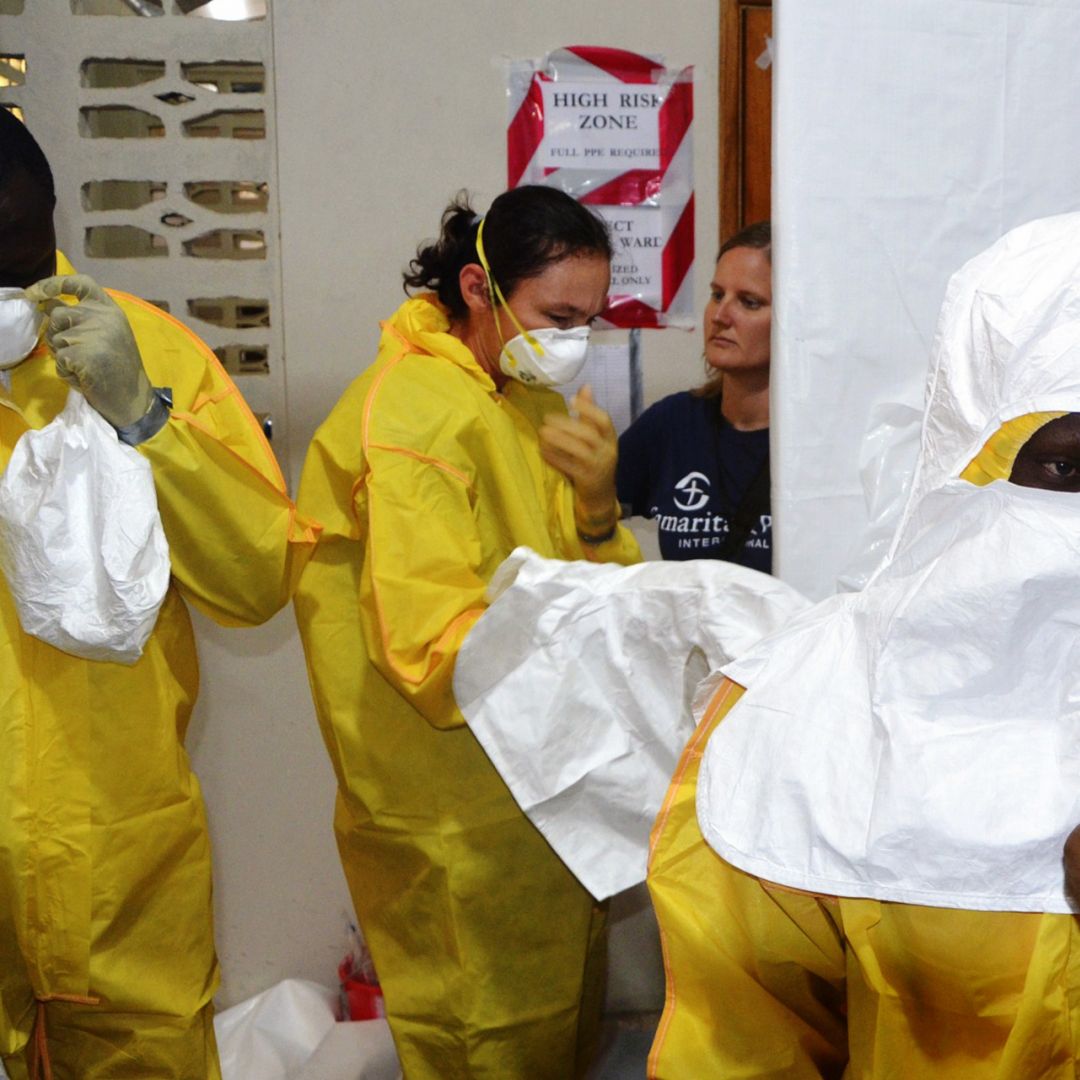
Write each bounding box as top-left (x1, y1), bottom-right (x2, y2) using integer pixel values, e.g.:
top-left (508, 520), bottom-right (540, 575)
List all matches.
top-left (116, 386), bottom-right (173, 447)
top-left (577, 522), bottom-right (618, 545)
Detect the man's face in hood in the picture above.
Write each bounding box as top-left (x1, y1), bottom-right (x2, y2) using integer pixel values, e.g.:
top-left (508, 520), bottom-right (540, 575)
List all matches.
top-left (1010, 413), bottom-right (1080, 493)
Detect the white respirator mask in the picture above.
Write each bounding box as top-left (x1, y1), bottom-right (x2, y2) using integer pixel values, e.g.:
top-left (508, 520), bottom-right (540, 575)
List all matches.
top-left (476, 218), bottom-right (592, 388)
top-left (0, 287), bottom-right (44, 370)
top-left (498, 324), bottom-right (590, 387)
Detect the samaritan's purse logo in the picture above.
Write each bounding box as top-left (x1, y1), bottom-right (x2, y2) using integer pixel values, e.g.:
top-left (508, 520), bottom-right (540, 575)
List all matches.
top-left (673, 471), bottom-right (710, 512)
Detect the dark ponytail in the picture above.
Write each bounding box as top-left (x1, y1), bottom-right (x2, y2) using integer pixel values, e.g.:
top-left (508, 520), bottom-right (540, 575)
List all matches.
top-left (402, 191), bottom-right (480, 320)
top-left (403, 185), bottom-right (612, 319)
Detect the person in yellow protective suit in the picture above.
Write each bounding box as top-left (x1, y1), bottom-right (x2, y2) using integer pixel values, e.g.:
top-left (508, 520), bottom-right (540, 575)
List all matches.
top-left (294, 185), bottom-right (640, 1079)
top-left (0, 109), bottom-right (318, 1079)
top-left (647, 216), bottom-right (1080, 1079)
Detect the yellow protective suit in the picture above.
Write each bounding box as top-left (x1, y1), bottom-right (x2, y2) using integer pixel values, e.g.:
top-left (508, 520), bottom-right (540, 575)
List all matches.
top-left (647, 416), bottom-right (1080, 1080)
top-left (294, 295), bottom-right (640, 1080)
top-left (0, 256), bottom-right (318, 1079)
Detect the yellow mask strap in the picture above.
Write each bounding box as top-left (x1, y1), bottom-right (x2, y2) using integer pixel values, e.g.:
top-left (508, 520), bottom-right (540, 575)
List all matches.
top-left (475, 217), bottom-right (540, 350)
top-left (960, 411), bottom-right (1068, 486)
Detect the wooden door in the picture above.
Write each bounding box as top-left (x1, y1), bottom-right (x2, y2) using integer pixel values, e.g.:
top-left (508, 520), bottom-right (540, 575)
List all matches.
top-left (720, 0), bottom-right (773, 241)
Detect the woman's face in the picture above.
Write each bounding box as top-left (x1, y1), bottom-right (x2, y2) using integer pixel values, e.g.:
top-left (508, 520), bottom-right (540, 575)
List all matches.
top-left (467, 251), bottom-right (610, 384)
top-left (703, 246), bottom-right (772, 376)
top-left (497, 252), bottom-right (611, 337)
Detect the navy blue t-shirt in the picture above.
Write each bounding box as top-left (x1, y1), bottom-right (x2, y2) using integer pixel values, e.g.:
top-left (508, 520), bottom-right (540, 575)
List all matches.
top-left (616, 391), bottom-right (771, 570)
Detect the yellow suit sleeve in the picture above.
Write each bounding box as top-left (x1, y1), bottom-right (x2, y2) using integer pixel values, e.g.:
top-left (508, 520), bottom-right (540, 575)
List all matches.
top-left (358, 443), bottom-right (486, 730)
top-left (139, 417), bottom-right (320, 626)
top-left (116, 292), bottom-right (321, 626)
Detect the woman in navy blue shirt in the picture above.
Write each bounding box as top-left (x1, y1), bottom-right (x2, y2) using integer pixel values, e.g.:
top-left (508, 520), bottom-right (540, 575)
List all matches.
top-left (617, 222), bottom-right (771, 570)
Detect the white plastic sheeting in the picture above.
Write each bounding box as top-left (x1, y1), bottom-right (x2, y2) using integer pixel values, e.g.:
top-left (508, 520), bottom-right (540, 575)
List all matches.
top-left (700, 214), bottom-right (1080, 912)
top-left (0, 390), bottom-right (170, 663)
top-left (455, 548), bottom-right (809, 899)
top-left (214, 979), bottom-right (400, 1080)
top-left (771, 0), bottom-right (1080, 599)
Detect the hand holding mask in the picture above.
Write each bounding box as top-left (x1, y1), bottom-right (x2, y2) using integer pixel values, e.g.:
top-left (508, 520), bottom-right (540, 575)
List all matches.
top-left (25, 274), bottom-right (156, 429)
top-left (539, 384), bottom-right (619, 538)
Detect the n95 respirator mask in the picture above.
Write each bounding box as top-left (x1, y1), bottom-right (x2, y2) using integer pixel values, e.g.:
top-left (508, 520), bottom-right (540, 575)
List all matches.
top-left (498, 325), bottom-right (590, 387)
top-left (0, 288), bottom-right (44, 370)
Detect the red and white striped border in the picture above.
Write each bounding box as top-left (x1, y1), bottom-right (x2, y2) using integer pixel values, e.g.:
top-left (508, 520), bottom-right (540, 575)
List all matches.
top-left (507, 45), bottom-right (695, 329)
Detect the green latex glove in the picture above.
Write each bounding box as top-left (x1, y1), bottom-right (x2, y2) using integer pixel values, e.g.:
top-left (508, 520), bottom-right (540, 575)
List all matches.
top-left (25, 274), bottom-right (155, 429)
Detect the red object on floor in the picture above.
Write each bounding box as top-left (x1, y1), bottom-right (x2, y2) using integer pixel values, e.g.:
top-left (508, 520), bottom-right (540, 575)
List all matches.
top-left (339, 960), bottom-right (385, 1021)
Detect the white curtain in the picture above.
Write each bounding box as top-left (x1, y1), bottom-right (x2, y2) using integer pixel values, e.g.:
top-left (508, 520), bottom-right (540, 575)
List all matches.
top-left (772, 0), bottom-right (1080, 598)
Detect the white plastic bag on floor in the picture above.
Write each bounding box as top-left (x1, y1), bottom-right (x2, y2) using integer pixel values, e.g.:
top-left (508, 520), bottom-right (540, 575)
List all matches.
top-left (0, 390), bottom-right (170, 663)
top-left (214, 979), bottom-right (400, 1080)
top-left (293, 1021), bottom-right (400, 1080)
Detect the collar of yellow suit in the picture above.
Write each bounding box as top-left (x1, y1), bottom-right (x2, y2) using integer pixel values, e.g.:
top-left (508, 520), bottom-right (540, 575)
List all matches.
top-left (390, 294), bottom-right (501, 393)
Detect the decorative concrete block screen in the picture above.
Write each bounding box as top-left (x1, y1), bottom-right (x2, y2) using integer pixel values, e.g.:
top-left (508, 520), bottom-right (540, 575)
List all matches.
top-left (0, 0), bottom-right (289, 466)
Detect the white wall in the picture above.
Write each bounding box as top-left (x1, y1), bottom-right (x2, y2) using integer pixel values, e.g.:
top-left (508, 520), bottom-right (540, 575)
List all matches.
top-left (190, 0), bottom-right (720, 1010)
top-left (186, 613), bottom-right (348, 1008)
